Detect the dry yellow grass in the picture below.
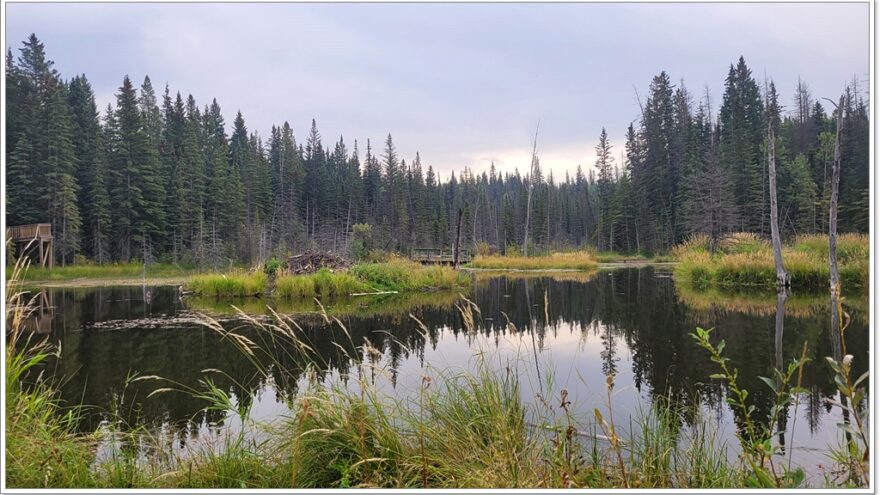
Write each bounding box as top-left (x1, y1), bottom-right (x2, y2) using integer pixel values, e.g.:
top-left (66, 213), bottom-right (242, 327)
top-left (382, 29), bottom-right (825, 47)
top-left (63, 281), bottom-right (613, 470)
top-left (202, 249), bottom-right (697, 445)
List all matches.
top-left (469, 252), bottom-right (597, 271)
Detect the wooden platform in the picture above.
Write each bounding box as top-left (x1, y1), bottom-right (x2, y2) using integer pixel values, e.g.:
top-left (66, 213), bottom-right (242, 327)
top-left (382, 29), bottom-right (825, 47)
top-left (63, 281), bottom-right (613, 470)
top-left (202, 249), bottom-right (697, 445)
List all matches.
top-left (410, 248), bottom-right (472, 265)
top-left (7, 223), bottom-right (54, 268)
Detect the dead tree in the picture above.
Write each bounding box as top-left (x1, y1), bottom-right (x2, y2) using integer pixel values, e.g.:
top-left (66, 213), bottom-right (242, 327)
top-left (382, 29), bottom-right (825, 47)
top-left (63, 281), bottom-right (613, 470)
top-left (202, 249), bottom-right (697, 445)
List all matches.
top-left (823, 94), bottom-right (845, 297)
top-left (522, 123), bottom-right (540, 256)
top-left (767, 123), bottom-right (789, 287)
top-left (453, 208), bottom-right (464, 269)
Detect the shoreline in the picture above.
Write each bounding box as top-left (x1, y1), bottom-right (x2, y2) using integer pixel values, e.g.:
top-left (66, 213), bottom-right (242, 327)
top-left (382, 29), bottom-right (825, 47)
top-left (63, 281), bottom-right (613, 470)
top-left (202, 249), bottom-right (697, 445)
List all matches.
top-left (13, 262), bottom-right (681, 289)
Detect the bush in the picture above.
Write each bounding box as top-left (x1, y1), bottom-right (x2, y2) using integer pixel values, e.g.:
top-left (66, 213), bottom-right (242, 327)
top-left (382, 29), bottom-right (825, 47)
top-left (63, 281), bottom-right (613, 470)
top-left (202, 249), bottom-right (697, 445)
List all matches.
top-left (264, 258), bottom-right (285, 276)
top-left (348, 224), bottom-right (373, 262)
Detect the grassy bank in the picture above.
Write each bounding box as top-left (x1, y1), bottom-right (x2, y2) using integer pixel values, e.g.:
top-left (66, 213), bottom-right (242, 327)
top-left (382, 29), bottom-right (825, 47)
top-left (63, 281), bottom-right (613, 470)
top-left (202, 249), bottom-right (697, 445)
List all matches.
top-left (6, 262), bottom-right (197, 283)
top-left (673, 233), bottom-right (868, 292)
top-left (469, 252), bottom-right (598, 271)
top-left (187, 259), bottom-right (470, 298)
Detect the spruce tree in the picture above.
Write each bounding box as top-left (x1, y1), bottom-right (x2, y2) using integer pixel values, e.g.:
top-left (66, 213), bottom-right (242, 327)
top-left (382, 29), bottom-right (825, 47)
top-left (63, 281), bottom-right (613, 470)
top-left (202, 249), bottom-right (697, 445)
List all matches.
top-left (68, 75), bottom-right (108, 261)
top-left (44, 81), bottom-right (81, 264)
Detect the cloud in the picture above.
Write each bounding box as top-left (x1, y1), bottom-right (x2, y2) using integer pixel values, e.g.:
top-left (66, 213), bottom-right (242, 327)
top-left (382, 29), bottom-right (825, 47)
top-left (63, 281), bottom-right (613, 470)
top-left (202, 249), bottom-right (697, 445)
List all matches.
top-left (5, 3), bottom-right (868, 178)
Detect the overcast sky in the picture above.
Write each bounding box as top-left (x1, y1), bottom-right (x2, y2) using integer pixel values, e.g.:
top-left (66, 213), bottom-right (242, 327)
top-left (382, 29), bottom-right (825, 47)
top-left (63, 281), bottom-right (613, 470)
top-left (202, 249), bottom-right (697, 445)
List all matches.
top-left (5, 2), bottom-right (870, 179)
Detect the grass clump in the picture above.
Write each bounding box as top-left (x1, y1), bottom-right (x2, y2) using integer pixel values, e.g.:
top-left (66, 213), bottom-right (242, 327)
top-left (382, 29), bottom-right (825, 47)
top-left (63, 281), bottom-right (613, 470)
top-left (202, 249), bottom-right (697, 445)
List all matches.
top-left (469, 252), bottom-right (597, 271)
top-left (276, 269), bottom-right (370, 298)
top-left (673, 233), bottom-right (868, 292)
top-left (350, 258), bottom-right (470, 292)
top-left (188, 271), bottom-right (268, 297)
top-left (188, 258), bottom-right (469, 299)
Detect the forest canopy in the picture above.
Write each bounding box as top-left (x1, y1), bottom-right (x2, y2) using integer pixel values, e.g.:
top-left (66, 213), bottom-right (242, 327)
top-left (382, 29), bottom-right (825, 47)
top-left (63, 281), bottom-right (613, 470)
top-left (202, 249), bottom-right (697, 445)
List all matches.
top-left (4, 34), bottom-right (870, 266)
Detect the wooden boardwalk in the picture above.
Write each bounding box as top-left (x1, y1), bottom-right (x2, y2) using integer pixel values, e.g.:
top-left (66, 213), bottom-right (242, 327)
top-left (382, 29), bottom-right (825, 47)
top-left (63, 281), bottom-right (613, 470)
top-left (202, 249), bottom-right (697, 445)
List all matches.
top-left (410, 248), bottom-right (472, 265)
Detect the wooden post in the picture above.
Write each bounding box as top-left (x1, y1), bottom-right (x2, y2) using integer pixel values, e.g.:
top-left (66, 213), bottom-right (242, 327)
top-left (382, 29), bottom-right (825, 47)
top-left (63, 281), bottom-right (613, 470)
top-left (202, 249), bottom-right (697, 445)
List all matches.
top-left (453, 208), bottom-right (464, 269)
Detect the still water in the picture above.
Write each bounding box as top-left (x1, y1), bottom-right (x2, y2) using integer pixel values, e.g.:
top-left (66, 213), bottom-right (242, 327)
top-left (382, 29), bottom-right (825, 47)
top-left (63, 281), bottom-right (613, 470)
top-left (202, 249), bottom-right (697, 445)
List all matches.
top-left (21, 267), bottom-right (869, 471)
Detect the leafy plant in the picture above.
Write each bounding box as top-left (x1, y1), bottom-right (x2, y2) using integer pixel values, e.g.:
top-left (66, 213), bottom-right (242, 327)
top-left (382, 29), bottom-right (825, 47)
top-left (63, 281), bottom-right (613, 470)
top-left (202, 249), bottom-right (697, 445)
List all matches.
top-left (690, 327), bottom-right (809, 488)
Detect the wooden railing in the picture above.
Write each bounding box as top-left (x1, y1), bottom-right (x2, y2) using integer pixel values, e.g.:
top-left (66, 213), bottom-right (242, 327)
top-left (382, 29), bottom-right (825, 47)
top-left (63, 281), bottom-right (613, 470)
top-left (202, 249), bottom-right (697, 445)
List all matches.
top-left (8, 223), bottom-right (52, 241)
top-left (410, 248), bottom-right (472, 264)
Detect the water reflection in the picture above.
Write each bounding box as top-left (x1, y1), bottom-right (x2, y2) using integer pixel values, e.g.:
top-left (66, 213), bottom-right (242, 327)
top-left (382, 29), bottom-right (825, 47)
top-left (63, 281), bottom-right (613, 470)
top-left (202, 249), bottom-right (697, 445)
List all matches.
top-left (16, 268), bottom-right (869, 466)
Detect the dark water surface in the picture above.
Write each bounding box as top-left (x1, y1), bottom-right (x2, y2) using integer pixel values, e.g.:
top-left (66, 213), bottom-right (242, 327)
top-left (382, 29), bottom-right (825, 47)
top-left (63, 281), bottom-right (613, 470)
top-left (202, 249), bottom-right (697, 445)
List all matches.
top-left (21, 267), bottom-right (869, 470)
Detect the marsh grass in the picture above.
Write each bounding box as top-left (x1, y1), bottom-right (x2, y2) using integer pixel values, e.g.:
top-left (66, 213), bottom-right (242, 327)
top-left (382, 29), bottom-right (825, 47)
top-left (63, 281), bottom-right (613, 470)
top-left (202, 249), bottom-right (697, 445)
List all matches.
top-left (5, 257), bottom-right (100, 488)
top-left (350, 258), bottom-right (470, 292)
top-left (275, 269), bottom-right (369, 298)
top-left (673, 233), bottom-right (868, 291)
top-left (188, 271), bottom-right (268, 297)
top-left (188, 259), bottom-right (469, 298)
top-left (469, 252), bottom-right (598, 271)
top-left (7, 262), bottom-right (196, 282)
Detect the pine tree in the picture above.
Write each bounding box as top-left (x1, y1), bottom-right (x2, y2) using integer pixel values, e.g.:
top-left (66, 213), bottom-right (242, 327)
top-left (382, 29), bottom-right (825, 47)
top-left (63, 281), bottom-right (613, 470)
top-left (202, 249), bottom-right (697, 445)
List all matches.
top-left (719, 57), bottom-right (765, 233)
top-left (68, 75), bottom-right (108, 261)
top-left (44, 81), bottom-right (81, 264)
top-left (203, 99), bottom-right (236, 265)
top-left (108, 75), bottom-right (165, 261)
top-left (595, 127), bottom-right (615, 250)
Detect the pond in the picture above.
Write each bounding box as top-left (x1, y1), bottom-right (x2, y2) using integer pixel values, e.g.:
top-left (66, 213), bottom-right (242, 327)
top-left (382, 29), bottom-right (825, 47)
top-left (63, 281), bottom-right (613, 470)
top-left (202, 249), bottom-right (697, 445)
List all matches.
top-left (18, 267), bottom-right (869, 473)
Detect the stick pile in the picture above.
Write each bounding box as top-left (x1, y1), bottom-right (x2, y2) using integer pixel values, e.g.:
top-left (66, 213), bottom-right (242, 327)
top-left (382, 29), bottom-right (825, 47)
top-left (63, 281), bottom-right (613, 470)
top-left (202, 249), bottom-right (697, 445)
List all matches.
top-left (286, 251), bottom-right (351, 274)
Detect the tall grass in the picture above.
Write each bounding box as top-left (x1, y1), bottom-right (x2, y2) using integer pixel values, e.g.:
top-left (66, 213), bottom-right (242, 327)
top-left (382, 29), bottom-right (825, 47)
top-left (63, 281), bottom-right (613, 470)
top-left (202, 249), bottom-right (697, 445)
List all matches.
top-left (5, 257), bottom-right (100, 488)
top-left (6, 262), bottom-right (196, 282)
top-left (349, 258), bottom-right (470, 292)
top-left (275, 269), bottom-right (369, 298)
top-left (673, 233), bottom-right (868, 291)
top-left (188, 259), bottom-right (469, 298)
top-left (469, 252), bottom-right (598, 271)
top-left (188, 271), bottom-right (268, 297)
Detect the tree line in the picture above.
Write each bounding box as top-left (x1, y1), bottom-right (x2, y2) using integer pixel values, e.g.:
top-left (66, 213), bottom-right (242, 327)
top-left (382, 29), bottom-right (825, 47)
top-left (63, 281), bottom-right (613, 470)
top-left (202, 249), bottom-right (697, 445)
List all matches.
top-left (5, 34), bottom-right (870, 266)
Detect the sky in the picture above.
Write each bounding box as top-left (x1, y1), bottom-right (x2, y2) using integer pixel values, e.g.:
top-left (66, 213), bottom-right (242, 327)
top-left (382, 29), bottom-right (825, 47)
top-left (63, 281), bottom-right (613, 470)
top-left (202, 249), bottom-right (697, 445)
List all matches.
top-left (4, 2), bottom-right (870, 179)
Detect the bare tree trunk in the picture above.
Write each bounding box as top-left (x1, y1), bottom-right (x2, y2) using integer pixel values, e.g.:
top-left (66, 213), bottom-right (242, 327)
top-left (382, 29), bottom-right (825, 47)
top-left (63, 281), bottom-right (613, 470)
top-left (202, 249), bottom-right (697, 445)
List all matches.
top-left (825, 95), bottom-right (845, 297)
top-left (453, 208), bottom-right (464, 269)
top-left (523, 180), bottom-right (532, 256)
top-left (523, 124), bottom-right (540, 256)
top-left (767, 124), bottom-right (788, 287)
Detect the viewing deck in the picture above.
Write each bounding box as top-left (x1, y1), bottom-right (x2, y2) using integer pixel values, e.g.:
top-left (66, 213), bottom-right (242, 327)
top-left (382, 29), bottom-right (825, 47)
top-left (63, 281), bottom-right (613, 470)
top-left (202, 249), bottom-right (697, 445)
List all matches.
top-left (410, 248), bottom-right (472, 265)
top-left (7, 223), bottom-right (54, 268)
